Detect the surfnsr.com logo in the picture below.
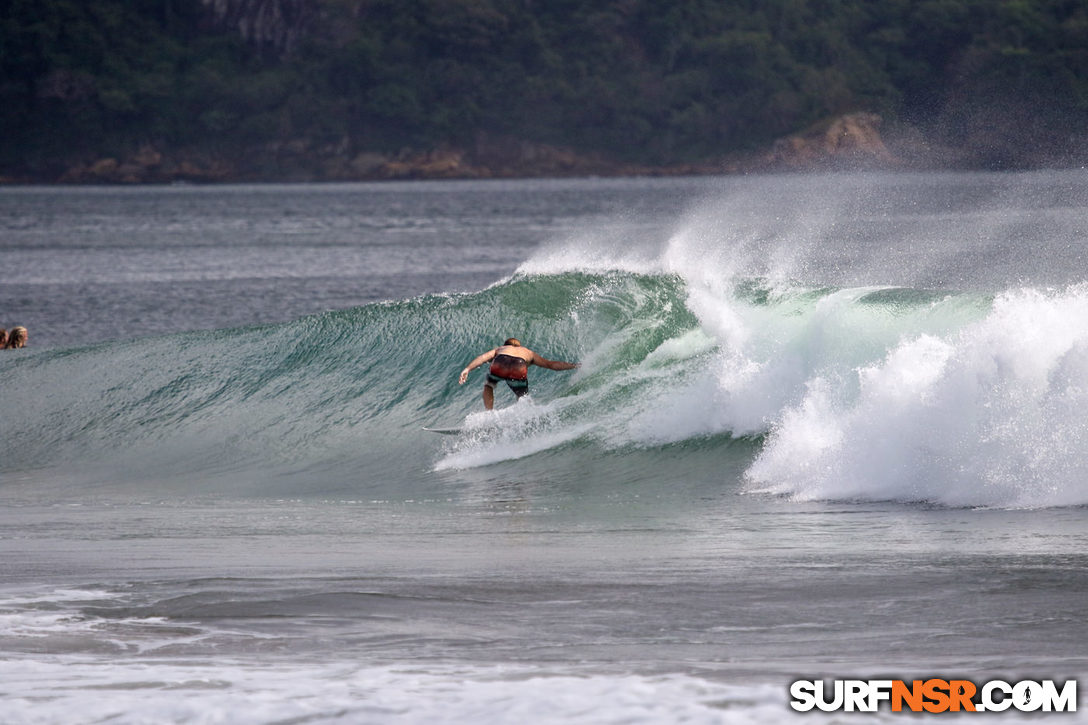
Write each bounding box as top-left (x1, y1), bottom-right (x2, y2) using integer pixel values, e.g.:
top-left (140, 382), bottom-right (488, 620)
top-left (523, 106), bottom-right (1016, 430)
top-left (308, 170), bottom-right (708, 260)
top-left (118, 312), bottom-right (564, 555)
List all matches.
top-left (790, 679), bottom-right (1077, 713)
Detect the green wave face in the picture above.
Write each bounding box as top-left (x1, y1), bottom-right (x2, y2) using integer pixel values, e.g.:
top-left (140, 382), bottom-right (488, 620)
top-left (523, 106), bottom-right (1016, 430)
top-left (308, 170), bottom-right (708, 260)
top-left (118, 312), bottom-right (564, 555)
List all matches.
top-left (1, 271), bottom-right (996, 501)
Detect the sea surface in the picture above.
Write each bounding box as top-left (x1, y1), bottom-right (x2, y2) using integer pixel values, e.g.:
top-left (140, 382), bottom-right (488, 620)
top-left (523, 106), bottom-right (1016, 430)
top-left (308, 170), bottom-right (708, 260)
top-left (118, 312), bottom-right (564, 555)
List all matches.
top-left (2, 172), bottom-right (1088, 723)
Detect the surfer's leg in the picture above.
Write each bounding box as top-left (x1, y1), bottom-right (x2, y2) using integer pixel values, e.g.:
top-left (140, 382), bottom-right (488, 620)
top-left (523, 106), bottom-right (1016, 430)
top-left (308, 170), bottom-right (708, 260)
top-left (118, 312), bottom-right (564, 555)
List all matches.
top-left (508, 380), bottom-right (529, 399)
top-left (483, 374), bottom-right (502, 410)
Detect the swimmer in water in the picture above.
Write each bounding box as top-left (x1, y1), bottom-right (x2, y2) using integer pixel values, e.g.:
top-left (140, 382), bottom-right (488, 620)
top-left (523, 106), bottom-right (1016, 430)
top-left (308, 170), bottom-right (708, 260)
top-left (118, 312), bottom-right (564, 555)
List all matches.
top-left (5, 326), bottom-right (26, 349)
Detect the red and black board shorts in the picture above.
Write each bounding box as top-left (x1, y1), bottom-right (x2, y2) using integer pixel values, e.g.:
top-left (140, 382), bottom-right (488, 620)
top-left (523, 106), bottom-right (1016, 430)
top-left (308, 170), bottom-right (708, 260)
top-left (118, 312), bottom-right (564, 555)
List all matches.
top-left (486, 354), bottom-right (529, 397)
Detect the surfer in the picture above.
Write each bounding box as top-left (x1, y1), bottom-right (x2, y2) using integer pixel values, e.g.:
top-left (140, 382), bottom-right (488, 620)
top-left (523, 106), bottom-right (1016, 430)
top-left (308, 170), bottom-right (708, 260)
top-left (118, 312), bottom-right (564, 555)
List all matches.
top-left (458, 338), bottom-right (578, 410)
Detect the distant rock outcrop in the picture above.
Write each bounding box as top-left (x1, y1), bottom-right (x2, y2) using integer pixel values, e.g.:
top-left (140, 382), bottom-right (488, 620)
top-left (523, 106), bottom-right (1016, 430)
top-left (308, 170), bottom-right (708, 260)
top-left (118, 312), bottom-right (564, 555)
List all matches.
top-left (47, 113), bottom-right (957, 184)
top-left (761, 112), bottom-right (897, 170)
top-left (59, 147), bottom-right (234, 183)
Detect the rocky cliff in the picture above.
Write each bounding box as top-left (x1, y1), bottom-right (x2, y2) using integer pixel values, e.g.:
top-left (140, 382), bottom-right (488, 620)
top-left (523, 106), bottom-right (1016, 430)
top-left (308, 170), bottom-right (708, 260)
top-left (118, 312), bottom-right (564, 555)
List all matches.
top-left (758, 113), bottom-right (898, 170)
top-left (201, 0), bottom-right (315, 55)
top-left (48, 112), bottom-right (930, 184)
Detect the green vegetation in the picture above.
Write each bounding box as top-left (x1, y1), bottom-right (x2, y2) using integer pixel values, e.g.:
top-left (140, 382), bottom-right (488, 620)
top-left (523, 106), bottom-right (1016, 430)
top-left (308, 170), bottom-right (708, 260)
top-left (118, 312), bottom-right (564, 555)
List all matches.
top-left (2, 0), bottom-right (1087, 178)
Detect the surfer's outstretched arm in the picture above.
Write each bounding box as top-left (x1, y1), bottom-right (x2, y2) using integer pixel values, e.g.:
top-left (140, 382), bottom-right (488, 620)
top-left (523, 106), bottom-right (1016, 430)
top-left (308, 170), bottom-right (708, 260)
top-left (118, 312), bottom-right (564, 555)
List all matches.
top-left (459, 349), bottom-right (497, 384)
top-left (530, 353), bottom-right (578, 371)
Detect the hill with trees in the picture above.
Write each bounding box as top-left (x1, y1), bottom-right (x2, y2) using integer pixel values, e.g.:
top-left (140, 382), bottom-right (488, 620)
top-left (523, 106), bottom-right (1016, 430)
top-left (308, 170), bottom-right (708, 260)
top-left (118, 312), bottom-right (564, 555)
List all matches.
top-left (2, 0), bottom-right (1087, 182)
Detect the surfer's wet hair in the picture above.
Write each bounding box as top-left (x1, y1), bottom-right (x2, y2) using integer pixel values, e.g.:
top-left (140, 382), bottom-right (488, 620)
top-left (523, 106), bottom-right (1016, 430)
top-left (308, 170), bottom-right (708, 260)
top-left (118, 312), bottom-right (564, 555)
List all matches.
top-left (504, 338), bottom-right (521, 347)
top-left (6, 326), bottom-right (25, 348)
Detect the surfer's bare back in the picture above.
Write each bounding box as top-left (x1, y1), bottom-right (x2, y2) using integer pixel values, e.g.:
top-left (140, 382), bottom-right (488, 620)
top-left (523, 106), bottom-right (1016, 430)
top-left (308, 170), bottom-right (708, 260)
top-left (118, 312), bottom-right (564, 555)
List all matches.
top-left (458, 338), bottom-right (578, 410)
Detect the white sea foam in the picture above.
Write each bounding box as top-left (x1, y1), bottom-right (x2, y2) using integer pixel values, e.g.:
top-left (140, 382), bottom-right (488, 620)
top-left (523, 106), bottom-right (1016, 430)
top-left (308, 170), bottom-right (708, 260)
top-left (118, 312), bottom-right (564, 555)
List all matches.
top-left (749, 285), bottom-right (1088, 507)
top-left (0, 656), bottom-right (866, 725)
top-left (513, 185), bottom-right (1088, 507)
top-left (518, 185), bottom-right (829, 287)
top-left (434, 397), bottom-right (594, 470)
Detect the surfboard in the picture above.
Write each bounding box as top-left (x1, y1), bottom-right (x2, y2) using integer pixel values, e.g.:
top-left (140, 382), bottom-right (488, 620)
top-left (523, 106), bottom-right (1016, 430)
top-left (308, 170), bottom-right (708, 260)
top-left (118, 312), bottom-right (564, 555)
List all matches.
top-left (423, 426), bottom-right (462, 435)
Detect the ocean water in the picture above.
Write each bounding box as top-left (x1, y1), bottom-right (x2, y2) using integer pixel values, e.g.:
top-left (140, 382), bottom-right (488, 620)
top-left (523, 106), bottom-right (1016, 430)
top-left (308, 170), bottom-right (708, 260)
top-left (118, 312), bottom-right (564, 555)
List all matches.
top-left (2, 172), bottom-right (1088, 723)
